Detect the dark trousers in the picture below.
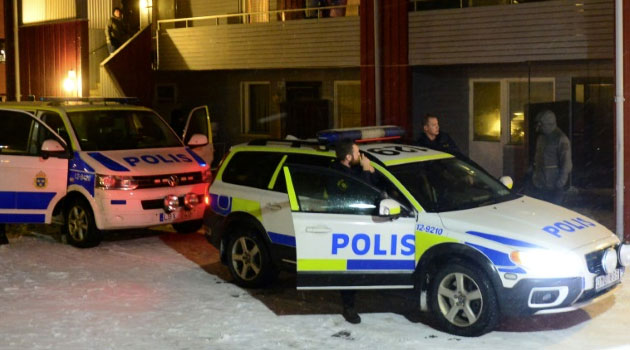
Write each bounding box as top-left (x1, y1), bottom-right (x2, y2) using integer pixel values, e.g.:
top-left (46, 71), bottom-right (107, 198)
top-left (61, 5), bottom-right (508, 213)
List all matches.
top-left (340, 290), bottom-right (356, 309)
top-left (0, 224), bottom-right (8, 245)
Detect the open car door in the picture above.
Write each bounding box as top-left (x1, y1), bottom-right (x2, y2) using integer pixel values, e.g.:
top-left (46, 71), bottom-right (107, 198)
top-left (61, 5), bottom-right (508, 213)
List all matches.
top-left (183, 105), bottom-right (214, 167)
top-left (282, 164), bottom-right (417, 290)
top-left (0, 110), bottom-right (70, 224)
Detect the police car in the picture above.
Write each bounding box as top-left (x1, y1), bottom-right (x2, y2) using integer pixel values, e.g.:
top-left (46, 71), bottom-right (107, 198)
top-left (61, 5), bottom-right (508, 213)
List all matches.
top-left (0, 98), bottom-right (213, 248)
top-left (205, 126), bottom-right (630, 336)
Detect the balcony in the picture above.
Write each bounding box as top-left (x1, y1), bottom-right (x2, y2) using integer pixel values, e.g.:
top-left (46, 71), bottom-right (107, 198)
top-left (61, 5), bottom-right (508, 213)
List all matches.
top-left (157, 4), bottom-right (360, 71)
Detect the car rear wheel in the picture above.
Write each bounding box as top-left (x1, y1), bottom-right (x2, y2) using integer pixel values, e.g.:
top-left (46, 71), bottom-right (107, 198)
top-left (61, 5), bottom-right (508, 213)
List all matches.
top-left (63, 198), bottom-right (102, 248)
top-left (429, 262), bottom-right (499, 337)
top-left (172, 219), bottom-right (203, 234)
top-left (226, 228), bottom-right (275, 288)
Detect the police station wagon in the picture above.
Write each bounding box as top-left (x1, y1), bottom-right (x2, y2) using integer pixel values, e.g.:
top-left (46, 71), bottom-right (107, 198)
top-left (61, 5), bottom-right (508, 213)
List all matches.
top-left (205, 126), bottom-right (630, 336)
top-left (0, 99), bottom-right (213, 247)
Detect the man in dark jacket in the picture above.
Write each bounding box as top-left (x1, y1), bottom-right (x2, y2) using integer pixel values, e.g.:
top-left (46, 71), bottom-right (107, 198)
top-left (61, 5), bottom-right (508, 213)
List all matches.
top-left (105, 7), bottom-right (127, 54)
top-left (0, 224), bottom-right (8, 245)
top-left (329, 140), bottom-right (376, 325)
top-left (416, 113), bottom-right (460, 154)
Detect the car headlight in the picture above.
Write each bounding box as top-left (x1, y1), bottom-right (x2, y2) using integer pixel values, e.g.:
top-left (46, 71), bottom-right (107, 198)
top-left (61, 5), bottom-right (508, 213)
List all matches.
top-left (510, 249), bottom-right (583, 277)
top-left (96, 174), bottom-right (138, 190)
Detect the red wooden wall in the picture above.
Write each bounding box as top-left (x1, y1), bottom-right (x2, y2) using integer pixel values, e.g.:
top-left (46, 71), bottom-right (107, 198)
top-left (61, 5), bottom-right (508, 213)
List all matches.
top-left (623, 0), bottom-right (630, 241)
top-left (18, 20), bottom-right (89, 99)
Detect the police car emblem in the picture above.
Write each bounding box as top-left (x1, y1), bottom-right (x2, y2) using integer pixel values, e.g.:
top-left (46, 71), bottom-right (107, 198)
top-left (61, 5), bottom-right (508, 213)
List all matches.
top-left (34, 171), bottom-right (47, 189)
top-left (167, 175), bottom-right (179, 187)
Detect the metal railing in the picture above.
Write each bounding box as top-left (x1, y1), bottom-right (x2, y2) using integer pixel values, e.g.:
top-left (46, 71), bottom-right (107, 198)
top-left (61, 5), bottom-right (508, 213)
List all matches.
top-left (157, 4), bottom-right (359, 31)
top-left (409, 0), bottom-right (551, 11)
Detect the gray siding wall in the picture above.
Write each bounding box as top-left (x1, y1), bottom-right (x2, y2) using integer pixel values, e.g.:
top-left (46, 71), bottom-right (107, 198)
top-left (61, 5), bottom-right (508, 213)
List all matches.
top-left (177, 0), bottom-right (239, 18)
top-left (409, 0), bottom-right (614, 65)
top-left (158, 16), bottom-right (360, 70)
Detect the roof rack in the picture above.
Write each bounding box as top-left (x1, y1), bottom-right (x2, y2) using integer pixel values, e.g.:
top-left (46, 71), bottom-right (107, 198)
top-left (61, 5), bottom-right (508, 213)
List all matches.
top-left (248, 138), bottom-right (322, 148)
top-left (39, 97), bottom-right (140, 105)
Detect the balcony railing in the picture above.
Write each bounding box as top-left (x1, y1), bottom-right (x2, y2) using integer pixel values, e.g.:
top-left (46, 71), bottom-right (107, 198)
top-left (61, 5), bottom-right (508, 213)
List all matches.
top-left (157, 4), bottom-right (359, 31)
top-left (409, 0), bottom-right (551, 11)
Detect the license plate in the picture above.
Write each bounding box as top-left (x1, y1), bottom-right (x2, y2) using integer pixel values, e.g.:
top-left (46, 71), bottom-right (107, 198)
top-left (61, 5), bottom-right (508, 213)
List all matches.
top-left (158, 210), bottom-right (191, 223)
top-left (595, 268), bottom-right (622, 291)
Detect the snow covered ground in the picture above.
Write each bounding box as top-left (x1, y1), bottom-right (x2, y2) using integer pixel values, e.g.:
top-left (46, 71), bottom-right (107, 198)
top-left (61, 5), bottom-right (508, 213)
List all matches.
top-left (1, 226), bottom-right (630, 350)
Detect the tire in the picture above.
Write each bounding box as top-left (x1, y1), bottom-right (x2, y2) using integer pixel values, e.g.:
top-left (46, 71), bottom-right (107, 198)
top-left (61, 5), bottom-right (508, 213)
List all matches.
top-left (63, 198), bottom-right (102, 248)
top-left (226, 227), bottom-right (276, 288)
top-left (428, 262), bottom-right (499, 337)
top-left (172, 219), bottom-right (203, 234)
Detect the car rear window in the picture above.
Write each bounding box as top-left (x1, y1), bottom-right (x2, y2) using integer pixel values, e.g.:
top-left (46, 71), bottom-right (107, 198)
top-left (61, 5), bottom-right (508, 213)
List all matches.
top-left (222, 151), bottom-right (284, 189)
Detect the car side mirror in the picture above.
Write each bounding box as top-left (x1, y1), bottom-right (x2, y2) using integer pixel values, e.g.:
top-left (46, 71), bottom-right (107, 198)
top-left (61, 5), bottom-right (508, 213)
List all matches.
top-left (499, 176), bottom-right (513, 190)
top-left (379, 198), bottom-right (401, 217)
top-left (187, 133), bottom-right (209, 147)
top-left (40, 139), bottom-right (70, 159)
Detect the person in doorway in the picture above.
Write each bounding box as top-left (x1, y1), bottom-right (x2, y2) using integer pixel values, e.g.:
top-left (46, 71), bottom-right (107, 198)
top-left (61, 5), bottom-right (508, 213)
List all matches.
top-left (0, 224), bottom-right (8, 245)
top-left (105, 7), bottom-right (128, 54)
top-left (329, 139), bottom-right (376, 324)
top-left (416, 113), bottom-right (461, 154)
top-left (531, 109), bottom-right (572, 205)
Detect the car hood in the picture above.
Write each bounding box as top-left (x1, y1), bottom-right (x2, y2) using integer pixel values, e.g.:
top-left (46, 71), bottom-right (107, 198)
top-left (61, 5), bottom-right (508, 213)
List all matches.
top-left (438, 195), bottom-right (618, 251)
top-left (75, 147), bottom-right (208, 176)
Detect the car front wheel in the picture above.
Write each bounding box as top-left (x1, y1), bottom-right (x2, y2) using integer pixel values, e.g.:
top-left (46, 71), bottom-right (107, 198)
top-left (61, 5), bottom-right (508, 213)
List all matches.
top-left (226, 228), bottom-right (275, 288)
top-left (429, 262), bottom-right (499, 337)
top-left (63, 198), bottom-right (102, 248)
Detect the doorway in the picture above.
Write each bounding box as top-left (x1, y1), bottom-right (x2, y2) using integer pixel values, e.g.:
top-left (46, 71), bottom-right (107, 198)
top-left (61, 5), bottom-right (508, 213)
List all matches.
top-left (285, 81), bottom-right (329, 139)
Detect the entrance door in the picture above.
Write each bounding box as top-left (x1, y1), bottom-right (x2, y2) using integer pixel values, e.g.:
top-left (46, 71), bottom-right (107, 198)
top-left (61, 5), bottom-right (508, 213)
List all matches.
top-left (282, 164), bottom-right (417, 290)
top-left (0, 110), bottom-right (69, 224)
top-left (469, 79), bottom-right (554, 179)
top-left (183, 105), bottom-right (214, 168)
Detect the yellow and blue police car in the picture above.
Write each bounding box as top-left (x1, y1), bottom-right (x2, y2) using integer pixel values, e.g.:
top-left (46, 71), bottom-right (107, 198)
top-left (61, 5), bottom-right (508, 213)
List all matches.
top-left (205, 126), bottom-right (629, 337)
top-left (0, 99), bottom-right (213, 248)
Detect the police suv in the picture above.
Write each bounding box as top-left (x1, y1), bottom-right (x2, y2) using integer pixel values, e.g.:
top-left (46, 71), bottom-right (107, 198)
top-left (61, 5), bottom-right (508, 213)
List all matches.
top-left (0, 99), bottom-right (213, 247)
top-left (205, 126), bottom-right (629, 337)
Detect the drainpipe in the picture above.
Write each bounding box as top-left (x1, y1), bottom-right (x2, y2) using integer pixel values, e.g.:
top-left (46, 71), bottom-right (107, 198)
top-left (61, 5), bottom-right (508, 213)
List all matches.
top-left (615, 0), bottom-right (624, 239)
top-left (374, 0), bottom-right (381, 126)
top-left (13, 0), bottom-right (20, 101)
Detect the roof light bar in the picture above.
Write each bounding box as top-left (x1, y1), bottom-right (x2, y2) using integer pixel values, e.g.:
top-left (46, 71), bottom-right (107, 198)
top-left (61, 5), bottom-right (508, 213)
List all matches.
top-left (316, 125), bottom-right (405, 144)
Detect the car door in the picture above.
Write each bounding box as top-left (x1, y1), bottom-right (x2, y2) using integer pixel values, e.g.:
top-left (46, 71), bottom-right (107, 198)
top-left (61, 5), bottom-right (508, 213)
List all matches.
top-left (0, 109), bottom-right (69, 224)
top-left (183, 105), bottom-right (214, 167)
top-left (282, 164), bottom-right (417, 290)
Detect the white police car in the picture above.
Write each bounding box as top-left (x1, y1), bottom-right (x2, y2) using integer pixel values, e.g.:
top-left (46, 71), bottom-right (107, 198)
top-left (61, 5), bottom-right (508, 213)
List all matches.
top-left (205, 126), bottom-right (630, 336)
top-left (0, 99), bottom-right (213, 247)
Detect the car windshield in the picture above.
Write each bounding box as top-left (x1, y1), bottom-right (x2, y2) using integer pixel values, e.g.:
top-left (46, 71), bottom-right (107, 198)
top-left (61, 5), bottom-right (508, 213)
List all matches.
top-left (67, 110), bottom-right (182, 151)
top-left (388, 157), bottom-right (520, 212)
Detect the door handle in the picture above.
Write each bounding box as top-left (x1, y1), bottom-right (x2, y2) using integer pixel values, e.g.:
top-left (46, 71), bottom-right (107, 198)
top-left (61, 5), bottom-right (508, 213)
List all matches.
top-left (305, 226), bottom-right (331, 234)
top-left (264, 203), bottom-right (283, 211)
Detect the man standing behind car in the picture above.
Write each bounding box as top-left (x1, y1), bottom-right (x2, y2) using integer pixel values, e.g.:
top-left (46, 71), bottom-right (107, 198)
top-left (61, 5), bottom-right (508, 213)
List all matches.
top-left (532, 110), bottom-right (572, 205)
top-left (329, 140), bottom-right (376, 325)
top-left (105, 7), bottom-right (127, 54)
top-left (416, 113), bottom-right (460, 154)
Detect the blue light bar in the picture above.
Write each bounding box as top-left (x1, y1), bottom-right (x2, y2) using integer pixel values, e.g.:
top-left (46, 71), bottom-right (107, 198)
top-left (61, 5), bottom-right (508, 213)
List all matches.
top-left (316, 126), bottom-right (405, 144)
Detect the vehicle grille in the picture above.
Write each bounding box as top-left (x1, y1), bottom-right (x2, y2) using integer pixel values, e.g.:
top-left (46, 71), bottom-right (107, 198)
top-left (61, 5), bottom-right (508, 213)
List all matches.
top-left (135, 172), bottom-right (202, 189)
top-left (585, 244), bottom-right (618, 275)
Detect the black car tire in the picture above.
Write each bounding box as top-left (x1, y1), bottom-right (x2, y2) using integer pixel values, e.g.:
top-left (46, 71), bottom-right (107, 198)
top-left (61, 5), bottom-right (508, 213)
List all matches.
top-left (63, 198), bottom-right (102, 248)
top-left (226, 227), bottom-right (276, 288)
top-left (428, 262), bottom-right (499, 337)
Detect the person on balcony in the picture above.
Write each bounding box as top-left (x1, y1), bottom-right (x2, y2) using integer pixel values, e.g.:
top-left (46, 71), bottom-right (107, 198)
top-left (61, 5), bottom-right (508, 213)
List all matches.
top-left (105, 7), bottom-right (128, 54)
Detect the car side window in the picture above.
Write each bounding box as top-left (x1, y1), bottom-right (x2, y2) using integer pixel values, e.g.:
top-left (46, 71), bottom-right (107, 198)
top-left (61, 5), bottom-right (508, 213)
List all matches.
top-left (222, 151), bottom-right (284, 189)
top-left (0, 110), bottom-right (59, 156)
top-left (40, 112), bottom-right (71, 147)
top-left (289, 165), bottom-right (382, 216)
top-left (272, 153), bottom-right (334, 193)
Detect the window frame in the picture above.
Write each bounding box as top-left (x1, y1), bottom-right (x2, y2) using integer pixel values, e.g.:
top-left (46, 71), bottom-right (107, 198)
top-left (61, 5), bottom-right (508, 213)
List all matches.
top-left (241, 81), bottom-right (271, 136)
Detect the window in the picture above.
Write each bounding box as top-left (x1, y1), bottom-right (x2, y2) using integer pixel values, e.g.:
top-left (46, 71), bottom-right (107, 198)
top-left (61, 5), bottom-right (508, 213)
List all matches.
top-left (0, 111), bottom-right (60, 156)
top-left (222, 151), bottom-right (284, 189)
top-left (242, 0), bottom-right (269, 23)
top-left (334, 81), bottom-right (361, 128)
top-left (242, 82), bottom-right (271, 135)
top-left (272, 153), bottom-right (335, 192)
top-left (40, 112), bottom-right (70, 147)
top-left (184, 107), bottom-right (210, 144)
top-left (508, 81), bottom-right (554, 144)
top-left (289, 165), bottom-right (382, 215)
top-left (472, 81), bottom-right (501, 142)
top-left (156, 84), bottom-right (177, 104)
